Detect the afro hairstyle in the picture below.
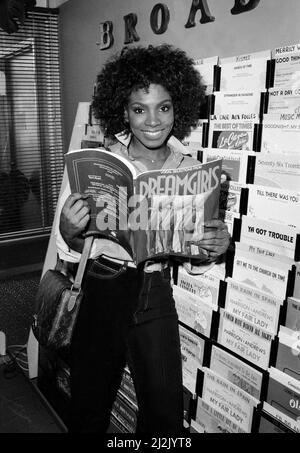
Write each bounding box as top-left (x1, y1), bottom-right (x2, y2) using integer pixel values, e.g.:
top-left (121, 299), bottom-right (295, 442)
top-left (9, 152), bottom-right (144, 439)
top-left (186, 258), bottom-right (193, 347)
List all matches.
top-left (91, 44), bottom-right (206, 141)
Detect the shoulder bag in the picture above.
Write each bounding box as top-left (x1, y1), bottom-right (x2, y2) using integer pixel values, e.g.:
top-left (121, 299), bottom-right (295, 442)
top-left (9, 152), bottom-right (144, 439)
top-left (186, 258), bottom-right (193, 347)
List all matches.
top-left (32, 236), bottom-right (93, 355)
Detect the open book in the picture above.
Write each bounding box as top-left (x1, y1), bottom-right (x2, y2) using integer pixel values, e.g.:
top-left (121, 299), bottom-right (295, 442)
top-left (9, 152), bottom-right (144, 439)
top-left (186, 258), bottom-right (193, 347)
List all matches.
top-left (65, 148), bottom-right (222, 265)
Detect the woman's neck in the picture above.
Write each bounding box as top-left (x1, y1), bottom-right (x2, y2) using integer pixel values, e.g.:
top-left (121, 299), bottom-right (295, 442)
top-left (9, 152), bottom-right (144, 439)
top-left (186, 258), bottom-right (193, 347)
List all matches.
top-left (128, 139), bottom-right (169, 165)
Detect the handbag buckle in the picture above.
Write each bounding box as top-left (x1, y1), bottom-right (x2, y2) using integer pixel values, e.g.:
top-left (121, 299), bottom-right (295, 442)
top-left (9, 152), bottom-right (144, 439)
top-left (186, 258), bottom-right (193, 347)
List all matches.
top-left (68, 287), bottom-right (80, 312)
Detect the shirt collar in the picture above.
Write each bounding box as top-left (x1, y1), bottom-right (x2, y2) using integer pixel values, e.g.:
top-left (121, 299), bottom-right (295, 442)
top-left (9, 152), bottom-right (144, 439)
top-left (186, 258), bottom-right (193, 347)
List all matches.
top-left (115, 131), bottom-right (132, 147)
top-left (114, 131), bottom-right (185, 169)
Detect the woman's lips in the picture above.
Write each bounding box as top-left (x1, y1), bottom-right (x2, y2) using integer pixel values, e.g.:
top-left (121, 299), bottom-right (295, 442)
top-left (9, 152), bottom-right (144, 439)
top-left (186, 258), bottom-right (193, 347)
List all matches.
top-left (142, 129), bottom-right (164, 138)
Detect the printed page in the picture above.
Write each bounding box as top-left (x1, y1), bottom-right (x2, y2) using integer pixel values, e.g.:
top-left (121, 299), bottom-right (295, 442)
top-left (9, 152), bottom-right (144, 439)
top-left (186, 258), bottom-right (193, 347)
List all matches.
top-left (202, 148), bottom-right (255, 184)
top-left (220, 51), bottom-right (269, 91)
top-left (239, 216), bottom-right (300, 260)
top-left (201, 366), bottom-right (258, 433)
top-left (195, 397), bottom-right (246, 433)
top-left (218, 308), bottom-right (273, 370)
top-left (268, 87), bottom-right (300, 114)
top-left (214, 91), bottom-right (263, 115)
top-left (273, 43), bottom-right (300, 58)
top-left (247, 184), bottom-right (300, 228)
top-left (254, 152), bottom-right (300, 191)
top-left (210, 344), bottom-right (263, 400)
top-left (208, 119), bottom-right (256, 150)
top-left (177, 265), bottom-right (221, 310)
top-left (232, 246), bottom-right (292, 299)
top-left (173, 285), bottom-right (214, 338)
top-left (273, 50), bottom-right (300, 89)
top-left (225, 277), bottom-right (281, 335)
top-left (260, 120), bottom-right (300, 154)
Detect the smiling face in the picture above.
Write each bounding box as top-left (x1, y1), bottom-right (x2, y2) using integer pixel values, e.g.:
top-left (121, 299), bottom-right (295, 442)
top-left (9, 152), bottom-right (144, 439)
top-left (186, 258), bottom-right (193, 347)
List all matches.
top-left (124, 83), bottom-right (174, 155)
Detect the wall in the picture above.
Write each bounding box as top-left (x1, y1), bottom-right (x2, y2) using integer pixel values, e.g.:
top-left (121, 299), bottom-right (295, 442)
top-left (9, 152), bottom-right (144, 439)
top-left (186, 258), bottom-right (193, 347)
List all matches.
top-left (58, 0), bottom-right (300, 150)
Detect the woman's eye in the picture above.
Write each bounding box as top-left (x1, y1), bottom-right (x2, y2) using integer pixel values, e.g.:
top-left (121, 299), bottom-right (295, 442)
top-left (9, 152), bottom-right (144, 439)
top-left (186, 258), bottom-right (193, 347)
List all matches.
top-left (161, 105), bottom-right (170, 112)
top-left (133, 108), bottom-right (144, 114)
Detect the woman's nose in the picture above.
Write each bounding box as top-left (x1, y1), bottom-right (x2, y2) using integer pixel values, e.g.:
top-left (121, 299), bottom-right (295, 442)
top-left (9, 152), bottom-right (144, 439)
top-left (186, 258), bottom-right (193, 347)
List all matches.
top-left (145, 111), bottom-right (161, 127)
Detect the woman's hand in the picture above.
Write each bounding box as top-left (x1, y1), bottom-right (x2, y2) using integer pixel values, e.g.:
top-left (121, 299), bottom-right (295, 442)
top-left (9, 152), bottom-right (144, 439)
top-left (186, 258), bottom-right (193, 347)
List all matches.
top-left (199, 219), bottom-right (231, 261)
top-left (59, 192), bottom-right (90, 253)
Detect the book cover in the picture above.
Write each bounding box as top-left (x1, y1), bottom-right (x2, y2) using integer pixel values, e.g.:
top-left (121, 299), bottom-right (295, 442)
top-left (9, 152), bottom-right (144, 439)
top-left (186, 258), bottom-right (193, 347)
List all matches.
top-left (133, 161), bottom-right (221, 264)
top-left (173, 285), bottom-right (215, 338)
top-left (201, 148), bottom-right (255, 184)
top-left (218, 308), bottom-right (274, 370)
top-left (273, 50), bottom-right (300, 89)
top-left (285, 297), bottom-right (300, 331)
top-left (176, 265), bottom-right (221, 310)
top-left (225, 277), bottom-right (282, 336)
top-left (253, 152), bottom-right (300, 192)
top-left (260, 120), bottom-right (300, 154)
top-left (232, 246), bottom-right (292, 299)
top-left (267, 87), bottom-right (300, 114)
top-left (266, 366), bottom-right (300, 422)
top-left (235, 240), bottom-right (295, 269)
top-left (247, 184), bottom-right (300, 229)
top-left (263, 112), bottom-right (300, 121)
top-left (210, 344), bottom-right (263, 400)
top-left (65, 148), bottom-right (222, 265)
top-left (208, 119), bottom-right (257, 151)
top-left (194, 397), bottom-right (246, 433)
top-left (213, 91), bottom-right (264, 116)
top-left (273, 43), bottom-right (300, 58)
top-left (219, 50), bottom-right (270, 92)
top-left (258, 410), bottom-right (298, 433)
top-left (179, 325), bottom-right (205, 393)
top-left (263, 401), bottom-right (300, 432)
top-left (239, 216), bottom-right (300, 261)
top-left (276, 326), bottom-right (300, 382)
top-left (200, 367), bottom-right (259, 433)
top-left (211, 113), bottom-right (260, 122)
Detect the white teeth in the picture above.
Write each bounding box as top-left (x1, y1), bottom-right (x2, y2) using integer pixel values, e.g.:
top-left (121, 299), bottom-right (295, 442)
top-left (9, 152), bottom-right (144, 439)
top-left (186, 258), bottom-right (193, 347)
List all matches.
top-left (144, 131), bottom-right (161, 135)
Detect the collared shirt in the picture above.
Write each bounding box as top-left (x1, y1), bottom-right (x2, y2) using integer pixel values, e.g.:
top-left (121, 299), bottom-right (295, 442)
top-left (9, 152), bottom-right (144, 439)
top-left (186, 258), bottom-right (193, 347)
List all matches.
top-left (55, 133), bottom-right (205, 266)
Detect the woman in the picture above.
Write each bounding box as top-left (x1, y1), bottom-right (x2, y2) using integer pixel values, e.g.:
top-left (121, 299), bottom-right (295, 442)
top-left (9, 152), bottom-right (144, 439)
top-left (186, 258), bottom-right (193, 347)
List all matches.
top-left (56, 44), bottom-right (230, 433)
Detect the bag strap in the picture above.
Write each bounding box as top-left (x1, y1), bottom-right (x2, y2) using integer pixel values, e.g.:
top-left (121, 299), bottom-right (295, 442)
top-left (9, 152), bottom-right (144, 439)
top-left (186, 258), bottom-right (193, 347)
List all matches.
top-left (72, 236), bottom-right (94, 291)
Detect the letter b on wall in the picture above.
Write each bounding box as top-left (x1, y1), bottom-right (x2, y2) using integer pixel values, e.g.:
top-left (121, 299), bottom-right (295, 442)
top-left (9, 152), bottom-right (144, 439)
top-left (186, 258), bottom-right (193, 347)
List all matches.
top-left (99, 21), bottom-right (114, 50)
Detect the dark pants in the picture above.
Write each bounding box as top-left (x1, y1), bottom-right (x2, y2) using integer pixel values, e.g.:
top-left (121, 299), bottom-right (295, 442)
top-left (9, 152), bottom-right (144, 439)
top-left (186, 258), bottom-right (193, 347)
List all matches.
top-left (69, 256), bottom-right (183, 434)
